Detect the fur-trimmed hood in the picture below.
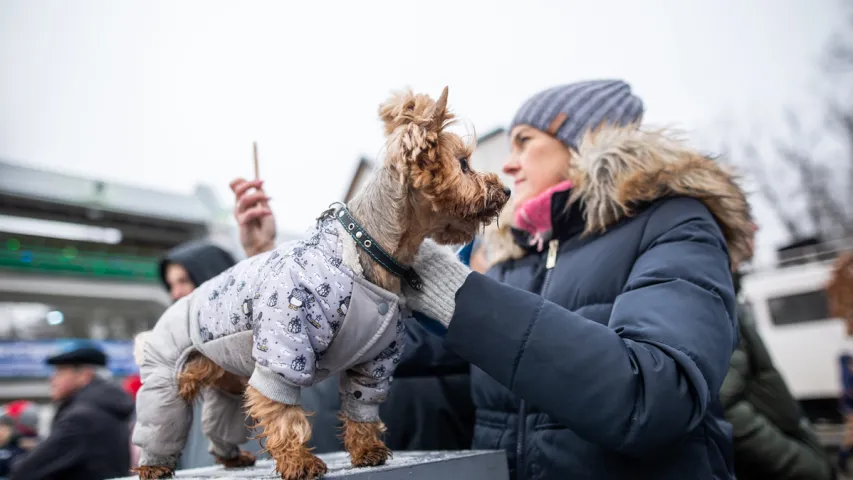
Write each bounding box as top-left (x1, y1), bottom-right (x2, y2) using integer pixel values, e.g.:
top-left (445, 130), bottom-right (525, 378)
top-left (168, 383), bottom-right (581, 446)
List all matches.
top-left (484, 125), bottom-right (753, 268)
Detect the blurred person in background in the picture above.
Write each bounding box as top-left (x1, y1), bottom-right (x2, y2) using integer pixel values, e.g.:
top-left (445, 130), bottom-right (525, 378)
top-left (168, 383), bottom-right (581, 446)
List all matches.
top-left (10, 343), bottom-right (133, 480)
top-left (720, 223), bottom-right (834, 479)
top-left (0, 401), bottom-right (40, 479)
top-left (229, 176), bottom-right (475, 452)
top-left (161, 241), bottom-right (238, 304)
top-left (402, 79), bottom-right (748, 479)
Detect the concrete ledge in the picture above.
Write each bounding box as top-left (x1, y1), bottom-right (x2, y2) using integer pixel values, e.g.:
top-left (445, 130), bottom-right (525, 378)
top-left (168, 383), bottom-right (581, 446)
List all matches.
top-left (110, 450), bottom-right (509, 480)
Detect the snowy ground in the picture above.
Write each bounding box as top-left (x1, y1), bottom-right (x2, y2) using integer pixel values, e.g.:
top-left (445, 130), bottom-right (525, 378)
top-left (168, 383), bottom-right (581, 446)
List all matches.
top-left (110, 450), bottom-right (508, 480)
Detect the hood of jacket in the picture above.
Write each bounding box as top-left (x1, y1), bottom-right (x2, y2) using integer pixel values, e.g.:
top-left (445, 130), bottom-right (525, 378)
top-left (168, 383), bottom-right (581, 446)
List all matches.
top-left (485, 125), bottom-right (753, 268)
top-left (159, 241), bottom-right (236, 290)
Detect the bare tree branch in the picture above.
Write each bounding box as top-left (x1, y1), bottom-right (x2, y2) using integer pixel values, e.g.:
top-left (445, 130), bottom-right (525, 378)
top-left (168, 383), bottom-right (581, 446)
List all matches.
top-left (722, 5), bottom-right (853, 242)
top-left (738, 140), bottom-right (806, 238)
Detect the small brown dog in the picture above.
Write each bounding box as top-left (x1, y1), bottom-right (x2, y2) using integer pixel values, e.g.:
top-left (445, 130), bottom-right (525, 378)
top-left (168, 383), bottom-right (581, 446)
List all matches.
top-left (131, 87), bottom-right (509, 480)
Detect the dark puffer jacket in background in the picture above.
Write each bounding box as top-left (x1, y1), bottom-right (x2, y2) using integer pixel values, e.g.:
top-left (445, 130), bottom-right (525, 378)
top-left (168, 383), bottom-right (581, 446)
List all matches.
top-left (720, 300), bottom-right (834, 479)
top-left (10, 378), bottom-right (134, 480)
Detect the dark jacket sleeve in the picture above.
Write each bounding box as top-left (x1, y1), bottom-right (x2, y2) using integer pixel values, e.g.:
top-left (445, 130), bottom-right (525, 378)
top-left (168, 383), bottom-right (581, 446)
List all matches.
top-left (10, 408), bottom-right (90, 480)
top-left (720, 316), bottom-right (834, 479)
top-left (395, 315), bottom-right (469, 377)
top-left (445, 198), bottom-right (737, 457)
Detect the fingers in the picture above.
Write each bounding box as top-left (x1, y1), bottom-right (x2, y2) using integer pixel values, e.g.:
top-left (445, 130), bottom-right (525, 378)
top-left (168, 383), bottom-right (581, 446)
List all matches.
top-left (229, 177), bottom-right (245, 192)
top-left (237, 204), bottom-right (272, 226)
top-left (236, 190), bottom-right (271, 214)
top-left (230, 178), bottom-right (264, 198)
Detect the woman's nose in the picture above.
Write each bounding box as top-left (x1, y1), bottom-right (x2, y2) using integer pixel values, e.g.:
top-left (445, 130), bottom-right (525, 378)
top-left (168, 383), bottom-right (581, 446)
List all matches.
top-left (502, 157), bottom-right (519, 175)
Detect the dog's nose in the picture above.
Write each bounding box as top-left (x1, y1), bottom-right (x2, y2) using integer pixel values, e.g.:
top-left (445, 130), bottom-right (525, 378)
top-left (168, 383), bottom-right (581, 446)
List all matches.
top-left (503, 186), bottom-right (512, 198)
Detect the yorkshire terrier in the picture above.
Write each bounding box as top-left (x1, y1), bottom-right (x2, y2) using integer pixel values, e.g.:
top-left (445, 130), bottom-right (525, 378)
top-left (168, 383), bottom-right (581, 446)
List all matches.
top-left (132, 86), bottom-right (509, 480)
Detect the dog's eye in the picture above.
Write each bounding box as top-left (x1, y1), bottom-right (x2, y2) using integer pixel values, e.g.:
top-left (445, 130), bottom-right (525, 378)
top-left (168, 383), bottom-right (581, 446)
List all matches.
top-left (459, 158), bottom-right (470, 173)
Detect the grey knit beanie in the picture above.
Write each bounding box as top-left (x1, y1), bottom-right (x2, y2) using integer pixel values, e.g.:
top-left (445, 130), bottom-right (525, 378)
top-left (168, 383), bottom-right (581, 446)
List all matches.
top-left (510, 79), bottom-right (644, 151)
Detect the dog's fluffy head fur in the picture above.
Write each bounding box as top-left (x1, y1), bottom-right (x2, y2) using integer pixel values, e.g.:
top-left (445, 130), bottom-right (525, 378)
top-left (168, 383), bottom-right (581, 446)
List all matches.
top-left (377, 87), bottom-right (509, 245)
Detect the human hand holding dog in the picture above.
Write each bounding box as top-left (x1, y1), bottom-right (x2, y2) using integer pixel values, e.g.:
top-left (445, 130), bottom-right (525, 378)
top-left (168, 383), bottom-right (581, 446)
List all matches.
top-left (403, 239), bottom-right (472, 327)
top-left (230, 177), bottom-right (276, 258)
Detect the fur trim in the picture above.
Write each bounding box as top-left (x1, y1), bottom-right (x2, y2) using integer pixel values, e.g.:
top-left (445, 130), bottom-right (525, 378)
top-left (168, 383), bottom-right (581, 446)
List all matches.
top-left (487, 125), bottom-right (753, 267)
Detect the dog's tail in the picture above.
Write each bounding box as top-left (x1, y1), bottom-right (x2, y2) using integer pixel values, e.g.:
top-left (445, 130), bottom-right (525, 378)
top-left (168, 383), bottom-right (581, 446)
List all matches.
top-left (133, 330), bottom-right (153, 367)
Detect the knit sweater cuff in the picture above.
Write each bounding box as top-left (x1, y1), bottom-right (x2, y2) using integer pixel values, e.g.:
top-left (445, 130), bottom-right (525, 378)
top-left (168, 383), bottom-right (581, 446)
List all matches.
top-left (420, 257), bottom-right (471, 327)
top-left (248, 365), bottom-right (301, 405)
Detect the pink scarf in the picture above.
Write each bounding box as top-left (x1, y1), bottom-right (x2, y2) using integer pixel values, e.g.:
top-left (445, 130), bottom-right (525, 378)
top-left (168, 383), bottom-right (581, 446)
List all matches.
top-left (513, 180), bottom-right (573, 252)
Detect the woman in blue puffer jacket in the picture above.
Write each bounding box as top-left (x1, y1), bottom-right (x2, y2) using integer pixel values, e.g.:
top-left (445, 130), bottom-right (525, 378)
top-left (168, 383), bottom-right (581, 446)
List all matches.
top-left (404, 79), bottom-right (754, 479)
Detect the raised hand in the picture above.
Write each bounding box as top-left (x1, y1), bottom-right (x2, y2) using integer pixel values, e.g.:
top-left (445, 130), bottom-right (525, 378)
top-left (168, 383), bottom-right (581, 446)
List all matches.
top-left (230, 177), bottom-right (277, 257)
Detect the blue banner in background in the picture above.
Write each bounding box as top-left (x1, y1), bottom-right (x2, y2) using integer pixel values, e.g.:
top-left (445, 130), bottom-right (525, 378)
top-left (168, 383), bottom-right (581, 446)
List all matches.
top-left (0, 339), bottom-right (137, 377)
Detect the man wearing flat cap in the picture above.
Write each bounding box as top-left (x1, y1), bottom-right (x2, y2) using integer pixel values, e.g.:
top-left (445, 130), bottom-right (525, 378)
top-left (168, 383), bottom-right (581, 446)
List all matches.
top-left (9, 341), bottom-right (135, 480)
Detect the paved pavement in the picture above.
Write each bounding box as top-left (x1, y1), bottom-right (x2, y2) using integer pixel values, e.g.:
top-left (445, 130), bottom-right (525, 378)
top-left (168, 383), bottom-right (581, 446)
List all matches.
top-left (109, 451), bottom-right (509, 480)
top-left (109, 425), bottom-right (853, 480)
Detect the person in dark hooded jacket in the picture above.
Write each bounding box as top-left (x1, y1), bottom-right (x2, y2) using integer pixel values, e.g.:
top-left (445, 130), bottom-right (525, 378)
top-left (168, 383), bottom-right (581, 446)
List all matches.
top-left (10, 343), bottom-right (134, 480)
top-left (160, 241), bottom-right (238, 303)
top-left (402, 79), bottom-right (753, 479)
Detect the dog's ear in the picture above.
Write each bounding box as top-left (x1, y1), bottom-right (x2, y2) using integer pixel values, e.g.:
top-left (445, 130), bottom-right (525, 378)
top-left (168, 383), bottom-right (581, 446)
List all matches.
top-left (425, 86), bottom-right (449, 132)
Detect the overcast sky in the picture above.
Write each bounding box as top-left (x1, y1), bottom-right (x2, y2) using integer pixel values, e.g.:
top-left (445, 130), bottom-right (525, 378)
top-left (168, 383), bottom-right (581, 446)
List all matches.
top-left (0, 0), bottom-right (843, 263)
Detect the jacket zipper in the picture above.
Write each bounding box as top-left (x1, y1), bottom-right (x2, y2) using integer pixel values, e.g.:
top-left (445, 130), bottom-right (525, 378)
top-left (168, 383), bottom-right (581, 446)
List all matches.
top-left (516, 238), bottom-right (560, 478)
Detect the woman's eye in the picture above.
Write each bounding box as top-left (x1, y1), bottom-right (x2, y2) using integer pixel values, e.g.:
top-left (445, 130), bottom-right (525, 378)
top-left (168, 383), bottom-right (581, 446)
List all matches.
top-left (517, 136), bottom-right (530, 146)
top-left (459, 158), bottom-right (470, 173)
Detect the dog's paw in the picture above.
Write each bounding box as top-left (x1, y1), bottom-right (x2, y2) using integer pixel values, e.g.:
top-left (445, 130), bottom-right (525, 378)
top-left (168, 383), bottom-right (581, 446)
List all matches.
top-left (277, 452), bottom-right (327, 480)
top-left (349, 442), bottom-right (392, 468)
top-left (216, 449), bottom-right (257, 469)
top-left (133, 465), bottom-right (174, 479)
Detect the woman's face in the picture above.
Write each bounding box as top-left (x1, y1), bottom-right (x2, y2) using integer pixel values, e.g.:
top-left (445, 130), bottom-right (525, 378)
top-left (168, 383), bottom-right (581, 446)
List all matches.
top-left (165, 263), bottom-right (195, 301)
top-left (503, 125), bottom-right (572, 208)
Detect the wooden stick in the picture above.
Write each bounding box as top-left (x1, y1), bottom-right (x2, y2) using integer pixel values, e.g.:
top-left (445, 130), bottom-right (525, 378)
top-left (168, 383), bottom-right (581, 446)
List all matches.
top-left (253, 141), bottom-right (260, 180)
